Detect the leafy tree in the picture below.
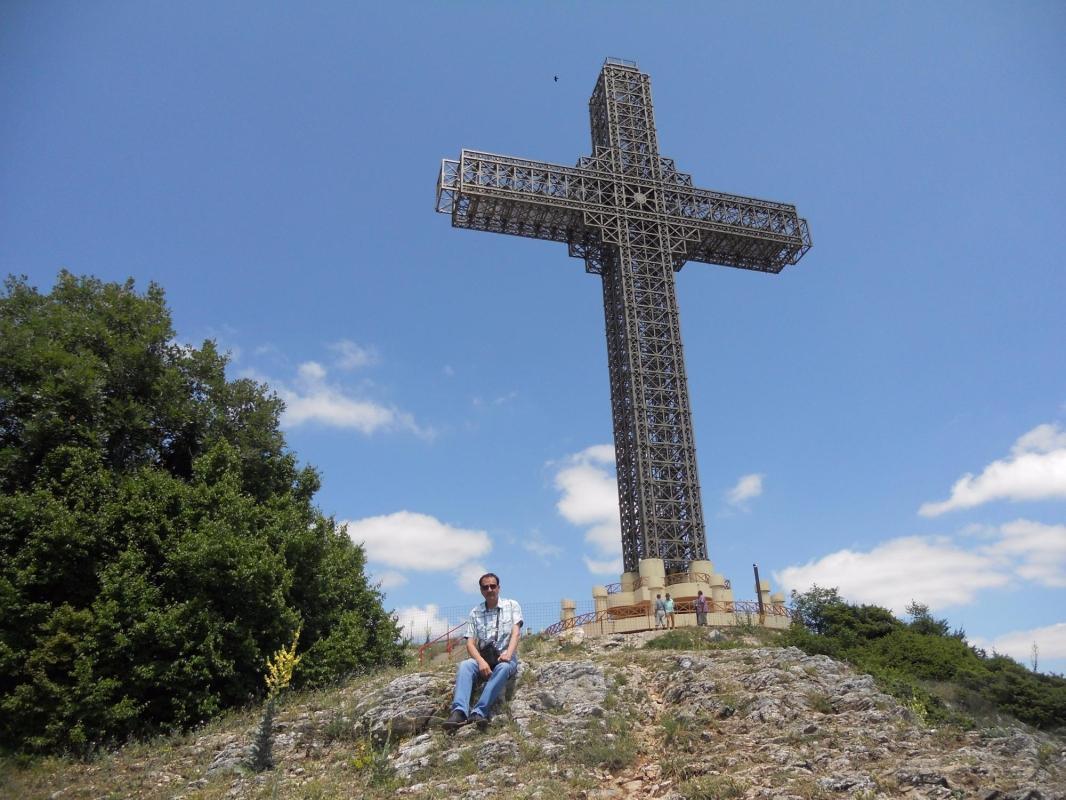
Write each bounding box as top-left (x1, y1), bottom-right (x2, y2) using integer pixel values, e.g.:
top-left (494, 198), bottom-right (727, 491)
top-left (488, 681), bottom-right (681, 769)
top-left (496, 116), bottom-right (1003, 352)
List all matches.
top-left (0, 272), bottom-right (404, 754)
top-left (789, 585), bottom-right (845, 636)
top-left (905, 601), bottom-right (952, 637)
top-left (790, 584), bottom-right (900, 647)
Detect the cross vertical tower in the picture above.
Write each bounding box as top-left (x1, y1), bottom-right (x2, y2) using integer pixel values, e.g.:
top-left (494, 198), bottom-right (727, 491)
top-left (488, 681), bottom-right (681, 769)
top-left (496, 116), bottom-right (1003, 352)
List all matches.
top-left (436, 59), bottom-right (811, 575)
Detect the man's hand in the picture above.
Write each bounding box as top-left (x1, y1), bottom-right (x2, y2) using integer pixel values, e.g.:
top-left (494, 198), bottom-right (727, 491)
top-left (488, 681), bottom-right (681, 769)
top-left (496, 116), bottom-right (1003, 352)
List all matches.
top-left (478, 658), bottom-right (492, 678)
top-left (498, 651), bottom-right (513, 663)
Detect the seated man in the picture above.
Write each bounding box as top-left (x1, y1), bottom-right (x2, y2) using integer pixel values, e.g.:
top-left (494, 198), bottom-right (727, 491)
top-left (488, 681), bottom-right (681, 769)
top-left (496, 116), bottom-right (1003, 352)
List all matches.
top-left (443, 572), bottom-right (523, 732)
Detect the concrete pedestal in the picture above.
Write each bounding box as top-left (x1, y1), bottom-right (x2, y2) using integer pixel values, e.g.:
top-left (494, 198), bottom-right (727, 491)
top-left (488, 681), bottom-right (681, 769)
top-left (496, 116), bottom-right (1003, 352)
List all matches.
top-left (576, 559), bottom-right (791, 637)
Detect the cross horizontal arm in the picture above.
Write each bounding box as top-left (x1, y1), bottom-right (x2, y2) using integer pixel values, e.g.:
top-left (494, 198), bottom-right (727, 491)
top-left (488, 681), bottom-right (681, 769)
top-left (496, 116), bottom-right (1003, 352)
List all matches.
top-left (663, 186), bottom-right (812, 274)
top-left (436, 150), bottom-right (607, 247)
top-left (435, 149), bottom-right (811, 273)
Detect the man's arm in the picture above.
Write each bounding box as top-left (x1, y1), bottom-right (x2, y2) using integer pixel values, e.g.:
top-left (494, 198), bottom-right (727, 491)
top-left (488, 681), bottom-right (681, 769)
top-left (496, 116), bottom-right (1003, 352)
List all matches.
top-left (465, 609), bottom-right (493, 677)
top-left (466, 636), bottom-right (480, 660)
top-left (467, 636), bottom-right (493, 677)
top-left (500, 599), bottom-right (523, 662)
top-left (500, 622), bottom-right (521, 662)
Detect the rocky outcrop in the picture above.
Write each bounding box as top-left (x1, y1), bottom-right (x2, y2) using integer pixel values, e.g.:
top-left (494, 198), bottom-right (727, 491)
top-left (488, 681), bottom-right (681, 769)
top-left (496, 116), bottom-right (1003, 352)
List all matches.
top-left (43, 632), bottom-right (1062, 800)
top-left (351, 637), bottom-right (1066, 799)
top-left (349, 671), bottom-right (454, 743)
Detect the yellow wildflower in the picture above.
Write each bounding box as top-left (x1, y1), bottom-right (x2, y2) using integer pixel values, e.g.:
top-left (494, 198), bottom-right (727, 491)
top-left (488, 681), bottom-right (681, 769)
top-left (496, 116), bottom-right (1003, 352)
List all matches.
top-left (265, 628), bottom-right (301, 698)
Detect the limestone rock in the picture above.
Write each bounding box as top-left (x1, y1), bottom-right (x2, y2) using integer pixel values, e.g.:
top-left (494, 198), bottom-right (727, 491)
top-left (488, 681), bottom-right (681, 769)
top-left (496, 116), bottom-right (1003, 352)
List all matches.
top-left (350, 671), bottom-right (453, 743)
top-left (509, 659), bottom-right (607, 727)
top-left (474, 733), bottom-right (520, 771)
top-left (392, 732), bottom-right (436, 779)
top-left (205, 737), bottom-right (251, 776)
top-left (96, 637), bottom-right (1066, 799)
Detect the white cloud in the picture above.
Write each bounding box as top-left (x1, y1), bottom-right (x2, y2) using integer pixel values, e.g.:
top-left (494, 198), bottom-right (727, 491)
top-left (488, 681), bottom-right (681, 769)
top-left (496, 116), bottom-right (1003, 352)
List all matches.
top-left (583, 522), bottom-right (621, 554)
top-left (959, 522), bottom-right (999, 538)
top-left (471, 391), bottom-right (518, 409)
top-left (726, 473), bottom-right (765, 507)
top-left (282, 386), bottom-right (398, 432)
top-left (1012, 423), bottom-right (1066, 456)
top-left (776, 536), bottom-right (1011, 614)
top-left (920, 423), bottom-right (1066, 516)
top-left (971, 622), bottom-right (1066, 665)
top-left (371, 570), bottom-right (408, 590)
top-left (583, 444), bottom-right (616, 462)
top-left (522, 532), bottom-right (563, 561)
top-left (298, 360), bottom-right (327, 382)
top-left (345, 511), bottom-right (492, 572)
top-left (991, 519), bottom-right (1066, 559)
top-left (394, 604), bottom-right (461, 643)
top-left (278, 360), bottom-right (431, 437)
top-left (985, 519), bottom-right (1066, 588)
top-left (1015, 561), bottom-right (1066, 588)
top-left (584, 556), bottom-right (624, 575)
top-left (455, 562), bottom-right (490, 594)
top-left (552, 445), bottom-right (622, 577)
top-left (555, 446), bottom-right (620, 526)
top-left (330, 339), bottom-right (378, 370)
top-left (779, 519), bottom-right (1066, 612)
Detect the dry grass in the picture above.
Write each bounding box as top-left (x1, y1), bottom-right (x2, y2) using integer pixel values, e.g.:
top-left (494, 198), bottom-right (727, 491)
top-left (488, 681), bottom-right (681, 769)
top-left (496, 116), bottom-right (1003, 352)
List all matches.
top-left (0, 658), bottom-right (434, 800)
top-left (0, 646), bottom-right (651, 800)
top-left (10, 629), bottom-right (1052, 800)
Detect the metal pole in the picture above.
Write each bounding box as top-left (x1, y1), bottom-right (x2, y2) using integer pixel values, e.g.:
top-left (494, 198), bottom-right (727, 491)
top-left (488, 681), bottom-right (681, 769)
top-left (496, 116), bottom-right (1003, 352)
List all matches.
top-left (753, 563), bottom-right (765, 625)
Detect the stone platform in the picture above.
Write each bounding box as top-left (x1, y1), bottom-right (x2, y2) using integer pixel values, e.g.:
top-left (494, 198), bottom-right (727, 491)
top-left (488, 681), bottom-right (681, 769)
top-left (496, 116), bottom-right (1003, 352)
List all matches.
top-left (552, 557), bottom-right (791, 638)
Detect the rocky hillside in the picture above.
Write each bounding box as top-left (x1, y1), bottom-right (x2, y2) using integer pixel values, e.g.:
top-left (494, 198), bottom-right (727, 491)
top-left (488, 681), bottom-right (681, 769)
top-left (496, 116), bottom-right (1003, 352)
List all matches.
top-left (4, 631), bottom-right (1063, 799)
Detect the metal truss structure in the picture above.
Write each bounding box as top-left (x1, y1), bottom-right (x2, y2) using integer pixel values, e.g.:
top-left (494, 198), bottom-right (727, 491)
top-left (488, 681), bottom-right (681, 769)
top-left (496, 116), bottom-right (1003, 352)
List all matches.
top-left (437, 58), bottom-right (811, 574)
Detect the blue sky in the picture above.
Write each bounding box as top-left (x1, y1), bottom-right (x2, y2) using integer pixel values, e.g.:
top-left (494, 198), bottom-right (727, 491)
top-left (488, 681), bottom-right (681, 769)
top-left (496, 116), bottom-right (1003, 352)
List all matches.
top-left (3, 2), bottom-right (1065, 671)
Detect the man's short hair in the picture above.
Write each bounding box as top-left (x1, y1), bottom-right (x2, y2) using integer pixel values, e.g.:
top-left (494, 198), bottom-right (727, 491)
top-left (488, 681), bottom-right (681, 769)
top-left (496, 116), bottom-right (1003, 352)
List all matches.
top-left (478, 572), bottom-right (500, 588)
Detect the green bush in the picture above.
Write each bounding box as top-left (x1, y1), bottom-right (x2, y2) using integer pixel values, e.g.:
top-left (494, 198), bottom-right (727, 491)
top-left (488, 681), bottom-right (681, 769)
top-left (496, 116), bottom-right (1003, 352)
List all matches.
top-left (0, 273), bottom-right (404, 754)
top-left (785, 586), bottom-right (1066, 731)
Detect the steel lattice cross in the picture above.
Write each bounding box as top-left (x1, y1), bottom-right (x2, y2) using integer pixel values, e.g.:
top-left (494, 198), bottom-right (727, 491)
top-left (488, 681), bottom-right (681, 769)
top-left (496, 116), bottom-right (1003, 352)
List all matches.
top-left (436, 58), bottom-right (811, 575)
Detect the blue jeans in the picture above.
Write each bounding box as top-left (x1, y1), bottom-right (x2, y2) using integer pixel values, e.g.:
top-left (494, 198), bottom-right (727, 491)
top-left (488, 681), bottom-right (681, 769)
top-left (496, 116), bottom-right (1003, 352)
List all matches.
top-left (451, 657), bottom-right (518, 719)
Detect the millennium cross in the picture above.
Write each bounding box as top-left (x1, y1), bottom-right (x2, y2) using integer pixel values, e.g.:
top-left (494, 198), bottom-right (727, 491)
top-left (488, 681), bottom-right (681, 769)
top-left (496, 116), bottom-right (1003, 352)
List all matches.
top-left (436, 58), bottom-right (811, 575)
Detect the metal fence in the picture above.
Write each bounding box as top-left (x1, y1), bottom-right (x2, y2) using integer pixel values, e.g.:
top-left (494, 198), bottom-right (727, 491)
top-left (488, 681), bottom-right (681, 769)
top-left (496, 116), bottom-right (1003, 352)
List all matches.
top-left (397, 600), bottom-right (594, 645)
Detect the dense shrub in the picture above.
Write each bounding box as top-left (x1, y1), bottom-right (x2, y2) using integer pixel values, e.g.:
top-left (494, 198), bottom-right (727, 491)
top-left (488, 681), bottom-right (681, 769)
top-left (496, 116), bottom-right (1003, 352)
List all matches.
top-left (0, 273), bottom-right (404, 754)
top-left (783, 586), bottom-right (1066, 731)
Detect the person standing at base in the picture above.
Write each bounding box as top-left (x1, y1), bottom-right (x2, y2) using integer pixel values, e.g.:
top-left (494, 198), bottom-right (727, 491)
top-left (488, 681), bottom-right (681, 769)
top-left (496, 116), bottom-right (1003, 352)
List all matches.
top-left (665, 592), bottom-right (676, 629)
top-left (443, 573), bottom-right (523, 732)
top-left (654, 593), bottom-right (667, 629)
top-left (695, 590), bottom-right (708, 627)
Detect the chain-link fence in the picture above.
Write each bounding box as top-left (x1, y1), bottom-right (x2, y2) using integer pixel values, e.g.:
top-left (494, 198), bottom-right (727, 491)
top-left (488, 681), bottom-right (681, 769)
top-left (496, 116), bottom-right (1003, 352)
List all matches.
top-left (396, 600), bottom-right (595, 644)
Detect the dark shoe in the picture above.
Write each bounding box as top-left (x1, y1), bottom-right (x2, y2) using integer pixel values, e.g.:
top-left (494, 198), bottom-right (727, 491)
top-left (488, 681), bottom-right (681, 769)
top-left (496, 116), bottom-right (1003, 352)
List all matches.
top-left (470, 712), bottom-right (489, 731)
top-left (443, 709), bottom-right (467, 733)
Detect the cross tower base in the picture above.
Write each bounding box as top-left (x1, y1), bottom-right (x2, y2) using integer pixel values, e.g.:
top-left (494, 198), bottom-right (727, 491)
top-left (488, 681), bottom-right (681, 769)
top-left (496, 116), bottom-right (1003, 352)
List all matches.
top-left (547, 559), bottom-right (791, 637)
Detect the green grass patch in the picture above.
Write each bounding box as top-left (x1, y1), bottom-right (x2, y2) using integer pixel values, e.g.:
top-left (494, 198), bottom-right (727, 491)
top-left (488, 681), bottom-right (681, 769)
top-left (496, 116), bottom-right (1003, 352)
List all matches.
top-left (805, 690), bottom-right (835, 714)
top-left (659, 712), bottom-right (705, 751)
top-left (569, 713), bottom-right (639, 772)
top-left (678, 774), bottom-right (747, 799)
top-left (644, 628), bottom-right (741, 652)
